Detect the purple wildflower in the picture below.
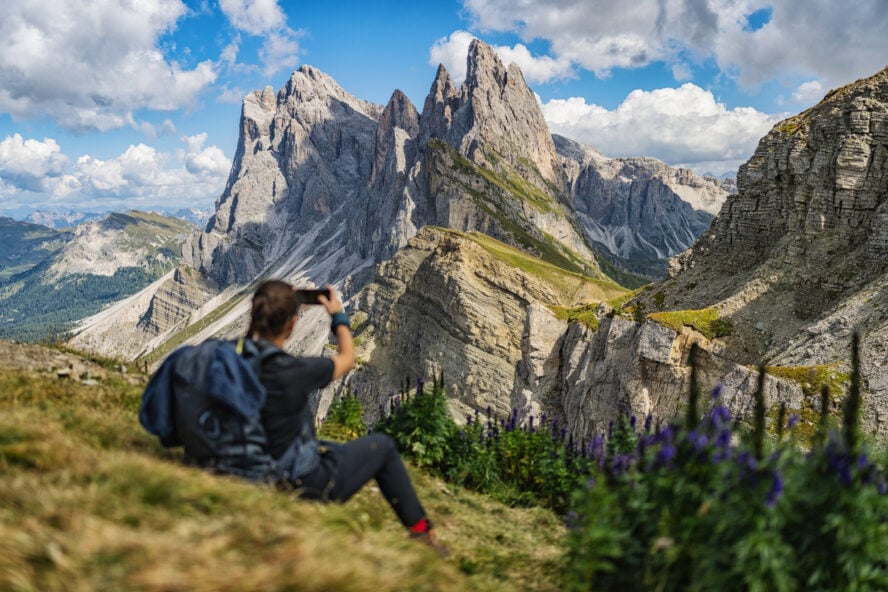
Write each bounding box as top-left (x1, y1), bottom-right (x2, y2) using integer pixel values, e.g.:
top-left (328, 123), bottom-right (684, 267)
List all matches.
top-left (711, 405), bottom-right (731, 428)
top-left (611, 454), bottom-right (633, 476)
top-left (787, 414), bottom-right (800, 429)
top-left (766, 473), bottom-right (784, 508)
top-left (644, 414), bottom-right (653, 433)
top-left (711, 384), bottom-right (724, 400)
top-left (656, 443), bottom-right (677, 466)
top-left (688, 430), bottom-right (708, 452)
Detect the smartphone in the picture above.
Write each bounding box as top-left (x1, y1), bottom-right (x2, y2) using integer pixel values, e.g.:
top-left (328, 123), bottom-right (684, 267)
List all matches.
top-left (295, 288), bottom-right (330, 305)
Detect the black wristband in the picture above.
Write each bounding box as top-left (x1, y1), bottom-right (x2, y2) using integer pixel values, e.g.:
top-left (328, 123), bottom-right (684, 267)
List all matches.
top-left (330, 311), bottom-right (350, 332)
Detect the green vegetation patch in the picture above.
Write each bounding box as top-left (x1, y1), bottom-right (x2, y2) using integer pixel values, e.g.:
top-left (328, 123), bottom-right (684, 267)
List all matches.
top-left (647, 307), bottom-right (734, 339)
top-left (550, 303), bottom-right (600, 331)
top-left (763, 365), bottom-right (850, 444)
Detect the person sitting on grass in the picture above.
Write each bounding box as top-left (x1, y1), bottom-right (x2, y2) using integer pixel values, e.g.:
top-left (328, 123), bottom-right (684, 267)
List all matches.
top-left (247, 280), bottom-right (446, 554)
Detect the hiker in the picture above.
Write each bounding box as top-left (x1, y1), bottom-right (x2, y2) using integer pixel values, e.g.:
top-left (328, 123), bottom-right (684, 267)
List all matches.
top-left (248, 280), bottom-right (444, 552)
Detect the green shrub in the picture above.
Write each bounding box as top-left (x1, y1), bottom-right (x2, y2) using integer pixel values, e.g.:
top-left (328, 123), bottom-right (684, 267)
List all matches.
top-left (319, 393), bottom-right (366, 441)
top-left (375, 377), bottom-right (456, 468)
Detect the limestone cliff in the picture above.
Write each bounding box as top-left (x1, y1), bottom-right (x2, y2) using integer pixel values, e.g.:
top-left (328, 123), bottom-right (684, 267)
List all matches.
top-left (349, 226), bottom-right (627, 421)
top-left (634, 65), bottom-right (888, 440)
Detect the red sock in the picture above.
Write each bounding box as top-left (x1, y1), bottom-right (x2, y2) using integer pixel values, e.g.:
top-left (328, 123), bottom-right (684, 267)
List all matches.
top-left (409, 517), bottom-right (430, 534)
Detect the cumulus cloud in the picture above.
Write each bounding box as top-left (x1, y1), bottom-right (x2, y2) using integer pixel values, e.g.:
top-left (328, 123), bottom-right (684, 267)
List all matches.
top-left (430, 30), bottom-right (574, 84)
top-left (541, 84), bottom-right (783, 173)
top-left (219, 0), bottom-right (285, 35)
top-left (182, 134), bottom-right (231, 177)
top-left (790, 81), bottom-right (825, 106)
top-left (0, 135), bottom-right (70, 193)
top-left (460, 0), bottom-right (888, 90)
top-left (0, 0), bottom-right (217, 132)
top-left (219, 0), bottom-right (302, 76)
top-left (0, 135), bottom-right (231, 215)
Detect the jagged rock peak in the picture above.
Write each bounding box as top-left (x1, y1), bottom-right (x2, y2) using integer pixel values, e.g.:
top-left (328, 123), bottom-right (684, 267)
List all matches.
top-left (372, 89), bottom-right (421, 184)
top-left (420, 38), bottom-right (561, 186)
top-left (281, 65), bottom-right (384, 120)
top-left (380, 89), bottom-right (420, 133)
top-left (421, 64), bottom-right (460, 144)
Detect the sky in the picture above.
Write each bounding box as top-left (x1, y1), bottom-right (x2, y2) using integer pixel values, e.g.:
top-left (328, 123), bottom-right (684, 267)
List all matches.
top-left (1, 0), bottom-right (887, 219)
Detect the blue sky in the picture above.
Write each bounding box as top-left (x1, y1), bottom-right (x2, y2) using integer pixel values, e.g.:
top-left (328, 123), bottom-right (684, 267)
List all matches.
top-left (1, 0), bottom-right (886, 219)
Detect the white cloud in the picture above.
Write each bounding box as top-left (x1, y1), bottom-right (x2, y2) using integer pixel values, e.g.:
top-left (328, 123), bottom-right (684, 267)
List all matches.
top-left (182, 134), bottom-right (231, 177)
top-left (430, 31), bottom-right (475, 82)
top-left (260, 29), bottom-right (302, 77)
top-left (0, 0), bottom-right (217, 131)
top-left (460, 0), bottom-right (888, 90)
top-left (541, 84), bottom-right (783, 173)
top-left (0, 135), bottom-right (70, 192)
top-left (430, 30), bottom-right (574, 85)
top-left (217, 87), bottom-right (249, 104)
top-left (221, 37), bottom-right (241, 66)
top-left (0, 135), bottom-right (231, 215)
top-left (791, 81), bottom-right (824, 106)
top-left (219, 0), bottom-right (286, 35)
top-left (219, 0), bottom-right (301, 77)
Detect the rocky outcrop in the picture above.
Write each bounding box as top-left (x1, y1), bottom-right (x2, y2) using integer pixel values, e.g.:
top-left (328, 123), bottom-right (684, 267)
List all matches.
top-left (555, 135), bottom-right (729, 276)
top-left (351, 226), bottom-right (627, 421)
top-left (666, 66), bottom-right (888, 318)
top-left (623, 65), bottom-right (888, 440)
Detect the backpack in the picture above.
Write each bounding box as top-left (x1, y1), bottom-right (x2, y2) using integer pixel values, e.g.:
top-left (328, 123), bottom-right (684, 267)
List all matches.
top-left (139, 338), bottom-right (284, 482)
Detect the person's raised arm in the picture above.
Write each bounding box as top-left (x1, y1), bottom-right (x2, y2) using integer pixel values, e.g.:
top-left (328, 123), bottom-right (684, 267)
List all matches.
top-left (318, 286), bottom-right (355, 380)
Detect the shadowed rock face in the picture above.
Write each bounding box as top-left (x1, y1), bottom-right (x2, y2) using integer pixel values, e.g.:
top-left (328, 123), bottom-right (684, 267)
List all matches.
top-left (669, 66), bottom-right (888, 311)
top-left (555, 135), bottom-right (727, 275)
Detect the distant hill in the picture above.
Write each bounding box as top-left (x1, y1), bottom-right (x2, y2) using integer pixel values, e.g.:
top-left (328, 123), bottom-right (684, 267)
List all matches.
top-left (21, 210), bottom-right (104, 229)
top-left (0, 211), bottom-right (194, 342)
top-left (0, 217), bottom-right (72, 281)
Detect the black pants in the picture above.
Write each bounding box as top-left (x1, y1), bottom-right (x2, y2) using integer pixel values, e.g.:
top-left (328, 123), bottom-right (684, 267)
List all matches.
top-left (290, 434), bottom-right (426, 528)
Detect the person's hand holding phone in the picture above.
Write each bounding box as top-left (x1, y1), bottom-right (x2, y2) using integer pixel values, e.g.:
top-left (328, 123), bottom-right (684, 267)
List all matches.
top-left (316, 285), bottom-right (343, 316)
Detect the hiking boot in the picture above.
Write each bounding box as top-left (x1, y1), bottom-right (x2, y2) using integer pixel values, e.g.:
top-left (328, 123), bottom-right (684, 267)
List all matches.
top-left (410, 529), bottom-right (450, 558)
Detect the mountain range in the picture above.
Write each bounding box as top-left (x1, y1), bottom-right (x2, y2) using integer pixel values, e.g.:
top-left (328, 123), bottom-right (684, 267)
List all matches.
top-left (56, 40), bottom-right (887, 442)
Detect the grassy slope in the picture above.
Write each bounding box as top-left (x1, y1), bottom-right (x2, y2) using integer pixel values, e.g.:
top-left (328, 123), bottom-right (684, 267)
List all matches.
top-left (0, 365), bottom-right (564, 591)
top-left (437, 227), bottom-right (628, 306)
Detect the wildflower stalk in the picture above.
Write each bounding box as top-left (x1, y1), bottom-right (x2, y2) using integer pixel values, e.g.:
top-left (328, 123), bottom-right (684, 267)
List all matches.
top-left (843, 332), bottom-right (862, 452)
top-left (686, 343), bottom-right (701, 431)
top-left (817, 384), bottom-right (831, 447)
top-left (776, 402), bottom-right (786, 441)
top-left (753, 363), bottom-right (767, 461)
